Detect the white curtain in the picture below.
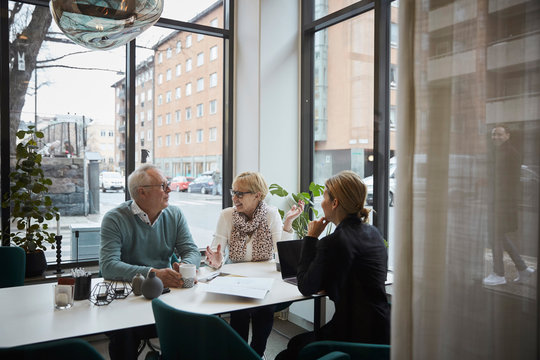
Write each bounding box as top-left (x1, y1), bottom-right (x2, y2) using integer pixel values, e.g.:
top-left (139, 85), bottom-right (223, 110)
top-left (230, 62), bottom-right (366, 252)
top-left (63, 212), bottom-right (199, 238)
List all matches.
top-left (392, 1), bottom-right (539, 359)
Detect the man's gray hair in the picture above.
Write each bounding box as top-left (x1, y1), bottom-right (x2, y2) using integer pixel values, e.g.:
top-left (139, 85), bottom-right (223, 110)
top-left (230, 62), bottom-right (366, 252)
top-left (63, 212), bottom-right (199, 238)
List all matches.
top-left (128, 164), bottom-right (161, 201)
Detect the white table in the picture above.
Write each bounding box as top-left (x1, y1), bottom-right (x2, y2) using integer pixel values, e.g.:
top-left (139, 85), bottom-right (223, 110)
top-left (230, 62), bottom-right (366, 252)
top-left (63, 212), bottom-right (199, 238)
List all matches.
top-left (0, 261), bottom-right (318, 348)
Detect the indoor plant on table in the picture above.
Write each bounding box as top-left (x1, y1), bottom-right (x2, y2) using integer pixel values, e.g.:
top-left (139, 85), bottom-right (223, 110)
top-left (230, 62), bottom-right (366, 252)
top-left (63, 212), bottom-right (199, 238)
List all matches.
top-left (1, 126), bottom-right (60, 277)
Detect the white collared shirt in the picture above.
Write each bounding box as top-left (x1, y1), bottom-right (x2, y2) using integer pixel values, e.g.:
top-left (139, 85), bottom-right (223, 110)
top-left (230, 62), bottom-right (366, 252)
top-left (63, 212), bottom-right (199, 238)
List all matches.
top-left (130, 200), bottom-right (162, 226)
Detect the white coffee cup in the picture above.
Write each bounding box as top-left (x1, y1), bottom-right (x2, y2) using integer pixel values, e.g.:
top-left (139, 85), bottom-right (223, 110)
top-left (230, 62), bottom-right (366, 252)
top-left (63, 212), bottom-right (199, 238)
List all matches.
top-left (179, 264), bottom-right (196, 288)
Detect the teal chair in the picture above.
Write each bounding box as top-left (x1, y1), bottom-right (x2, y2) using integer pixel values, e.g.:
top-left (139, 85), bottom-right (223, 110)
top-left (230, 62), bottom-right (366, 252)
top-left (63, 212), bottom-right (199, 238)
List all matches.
top-left (299, 341), bottom-right (390, 360)
top-left (152, 298), bottom-right (261, 360)
top-left (0, 246), bottom-right (26, 288)
top-left (0, 338), bottom-right (104, 359)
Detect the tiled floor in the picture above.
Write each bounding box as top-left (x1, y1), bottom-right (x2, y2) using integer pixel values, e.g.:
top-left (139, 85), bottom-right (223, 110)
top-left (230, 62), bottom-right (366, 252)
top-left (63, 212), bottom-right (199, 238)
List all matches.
top-left (85, 316), bottom-right (307, 360)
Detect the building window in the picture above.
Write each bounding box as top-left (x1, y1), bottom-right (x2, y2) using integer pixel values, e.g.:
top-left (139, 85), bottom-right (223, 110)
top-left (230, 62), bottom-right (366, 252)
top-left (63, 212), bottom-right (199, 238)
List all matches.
top-left (197, 52), bottom-right (204, 66)
top-left (165, 135), bottom-right (171, 146)
top-left (391, 23), bottom-right (398, 48)
top-left (176, 64), bottom-right (181, 76)
top-left (140, 112), bottom-right (145, 123)
top-left (135, 95), bottom-right (139, 106)
top-left (209, 127), bottom-right (217, 141)
top-left (147, 130), bottom-right (152, 140)
top-left (210, 46), bottom-right (218, 61)
top-left (197, 78), bottom-right (204, 92)
top-left (210, 18), bottom-right (218, 27)
top-left (210, 99), bottom-right (217, 114)
top-left (390, 64), bottom-right (398, 88)
top-left (196, 103), bottom-right (204, 117)
top-left (175, 133), bottom-right (181, 145)
top-left (175, 110), bottom-right (181, 122)
top-left (186, 34), bottom-right (192, 48)
top-left (157, 136), bottom-right (162, 147)
top-left (158, 52), bottom-right (163, 63)
top-left (158, 73), bottom-right (163, 85)
top-left (176, 40), bottom-right (182, 53)
top-left (186, 58), bottom-right (192, 72)
top-left (166, 47), bottom-right (172, 58)
top-left (175, 87), bottom-right (181, 99)
top-left (196, 129), bottom-right (203, 143)
top-left (210, 72), bottom-right (217, 87)
top-left (166, 91), bottom-right (172, 103)
top-left (158, 95), bottom-right (163, 105)
top-left (157, 115), bottom-right (163, 126)
top-left (166, 69), bottom-right (171, 81)
top-left (147, 109), bottom-right (153, 121)
top-left (185, 131), bottom-right (191, 144)
top-left (197, 33), bottom-right (204, 42)
top-left (166, 113), bottom-right (171, 124)
top-left (100, 130), bottom-right (106, 137)
top-left (147, 89), bottom-right (152, 101)
top-left (186, 107), bottom-right (192, 120)
top-left (186, 83), bottom-right (192, 96)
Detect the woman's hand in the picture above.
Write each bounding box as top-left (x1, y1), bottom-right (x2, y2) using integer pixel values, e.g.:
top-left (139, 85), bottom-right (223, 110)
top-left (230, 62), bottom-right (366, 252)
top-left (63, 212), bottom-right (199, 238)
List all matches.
top-left (283, 200), bottom-right (305, 232)
top-left (205, 244), bottom-right (223, 269)
top-left (307, 217), bottom-right (330, 238)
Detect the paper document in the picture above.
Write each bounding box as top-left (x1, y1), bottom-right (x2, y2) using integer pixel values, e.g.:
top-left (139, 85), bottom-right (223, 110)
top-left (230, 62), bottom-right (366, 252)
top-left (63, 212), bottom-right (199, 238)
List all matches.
top-left (204, 277), bottom-right (274, 299)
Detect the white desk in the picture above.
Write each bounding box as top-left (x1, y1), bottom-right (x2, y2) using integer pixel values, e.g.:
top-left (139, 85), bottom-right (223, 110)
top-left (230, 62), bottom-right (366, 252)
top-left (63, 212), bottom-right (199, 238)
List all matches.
top-left (0, 261), bottom-right (316, 348)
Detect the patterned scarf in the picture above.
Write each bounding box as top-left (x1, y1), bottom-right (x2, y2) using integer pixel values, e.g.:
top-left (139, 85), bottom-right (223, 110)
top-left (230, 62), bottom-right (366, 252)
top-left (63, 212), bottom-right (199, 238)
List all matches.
top-left (229, 202), bottom-right (273, 262)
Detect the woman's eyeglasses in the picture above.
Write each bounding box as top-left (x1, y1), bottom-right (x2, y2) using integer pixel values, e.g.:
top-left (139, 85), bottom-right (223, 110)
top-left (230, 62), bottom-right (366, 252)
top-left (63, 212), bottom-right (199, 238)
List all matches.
top-left (141, 181), bottom-right (171, 191)
top-left (229, 189), bottom-right (253, 198)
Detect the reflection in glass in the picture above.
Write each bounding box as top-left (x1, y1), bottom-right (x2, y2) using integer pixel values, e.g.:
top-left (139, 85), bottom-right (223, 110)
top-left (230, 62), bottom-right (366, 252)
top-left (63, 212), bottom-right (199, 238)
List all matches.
top-left (50, 0), bottom-right (163, 50)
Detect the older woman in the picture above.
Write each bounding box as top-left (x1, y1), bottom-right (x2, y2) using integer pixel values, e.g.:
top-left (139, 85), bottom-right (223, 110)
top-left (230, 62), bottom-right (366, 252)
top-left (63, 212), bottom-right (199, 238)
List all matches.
top-left (206, 171), bottom-right (303, 357)
top-left (276, 170), bottom-right (390, 360)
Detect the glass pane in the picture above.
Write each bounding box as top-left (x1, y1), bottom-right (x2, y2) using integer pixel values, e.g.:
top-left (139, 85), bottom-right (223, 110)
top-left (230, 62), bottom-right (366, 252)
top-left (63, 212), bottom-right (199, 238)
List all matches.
top-left (162, 0), bottom-right (224, 28)
top-left (313, 0), bottom-right (358, 21)
top-left (146, 9), bottom-right (225, 249)
top-left (9, 2), bottom-right (125, 264)
top-left (312, 12), bottom-right (374, 186)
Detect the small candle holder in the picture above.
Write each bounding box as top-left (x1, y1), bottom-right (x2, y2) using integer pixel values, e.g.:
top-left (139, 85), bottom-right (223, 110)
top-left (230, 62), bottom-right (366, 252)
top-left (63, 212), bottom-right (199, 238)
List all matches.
top-left (55, 235), bottom-right (64, 274)
top-left (111, 280), bottom-right (132, 299)
top-left (89, 282), bottom-right (115, 306)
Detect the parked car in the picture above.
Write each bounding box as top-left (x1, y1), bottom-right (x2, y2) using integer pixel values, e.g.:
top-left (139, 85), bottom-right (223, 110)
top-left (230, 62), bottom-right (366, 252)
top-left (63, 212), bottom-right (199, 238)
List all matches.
top-left (364, 163), bottom-right (396, 207)
top-left (187, 176), bottom-right (214, 194)
top-left (170, 176), bottom-right (194, 192)
top-left (99, 171), bottom-right (125, 192)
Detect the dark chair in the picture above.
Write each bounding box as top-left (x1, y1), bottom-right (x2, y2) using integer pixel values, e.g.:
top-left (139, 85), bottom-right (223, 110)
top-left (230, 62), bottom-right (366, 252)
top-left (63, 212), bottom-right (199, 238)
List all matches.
top-left (298, 340), bottom-right (390, 360)
top-left (152, 298), bottom-right (261, 360)
top-left (0, 246), bottom-right (26, 288)
top-left (0, 338), bottom-right (104, 359)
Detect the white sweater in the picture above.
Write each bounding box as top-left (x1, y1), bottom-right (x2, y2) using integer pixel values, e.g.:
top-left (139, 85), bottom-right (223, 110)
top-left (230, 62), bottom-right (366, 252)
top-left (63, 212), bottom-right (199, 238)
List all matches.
top-left (210, 206), bottom-right (294, 263)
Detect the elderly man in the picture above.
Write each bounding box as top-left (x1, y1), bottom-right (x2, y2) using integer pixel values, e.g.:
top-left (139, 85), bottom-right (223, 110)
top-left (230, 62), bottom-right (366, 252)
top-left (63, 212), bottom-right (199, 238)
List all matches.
top-left (100, 164), bottom-right (200, 359)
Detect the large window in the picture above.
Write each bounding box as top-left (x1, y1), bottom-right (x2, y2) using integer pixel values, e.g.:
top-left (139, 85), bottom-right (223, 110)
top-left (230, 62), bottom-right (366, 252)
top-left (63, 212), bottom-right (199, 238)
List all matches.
top-left (302, 0), bottom-right (396, 261)
top-left (2, 0), bottom-right (232, 268)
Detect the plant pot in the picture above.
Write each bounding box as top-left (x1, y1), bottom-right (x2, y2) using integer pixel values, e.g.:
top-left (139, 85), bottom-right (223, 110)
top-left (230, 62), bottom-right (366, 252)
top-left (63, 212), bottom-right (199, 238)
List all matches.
top-left (25, 250), bottom-right (47, 277)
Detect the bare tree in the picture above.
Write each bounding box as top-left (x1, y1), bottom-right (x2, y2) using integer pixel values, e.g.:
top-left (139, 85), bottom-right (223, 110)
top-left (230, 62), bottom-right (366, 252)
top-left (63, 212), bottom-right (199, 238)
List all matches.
top-left (9, 5), bottom-right (52, 153)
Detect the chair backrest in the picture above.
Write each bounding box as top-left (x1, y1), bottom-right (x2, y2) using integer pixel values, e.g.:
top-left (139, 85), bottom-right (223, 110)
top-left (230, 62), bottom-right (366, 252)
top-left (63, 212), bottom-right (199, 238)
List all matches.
top-left (0, 246), bottom-right (26, 288)
top-left (152, 298), bottom-right (261, 360)
top-left (299, 340), bottom-right (390, 360)
top-left (0, 338), bottom-right (104, 359)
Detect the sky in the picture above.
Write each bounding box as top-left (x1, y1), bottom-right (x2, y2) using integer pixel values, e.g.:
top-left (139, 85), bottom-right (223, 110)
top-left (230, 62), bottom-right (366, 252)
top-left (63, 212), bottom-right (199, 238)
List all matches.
top-left (20, 0), bottom-right (219, 127)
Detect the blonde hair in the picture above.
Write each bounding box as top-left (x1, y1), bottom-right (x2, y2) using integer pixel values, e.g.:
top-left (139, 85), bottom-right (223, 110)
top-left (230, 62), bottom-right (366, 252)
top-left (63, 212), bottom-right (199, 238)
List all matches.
top-left (232, 172), bottom-right (269, 200)
top-left (325, 170), bottom-right (370, 223)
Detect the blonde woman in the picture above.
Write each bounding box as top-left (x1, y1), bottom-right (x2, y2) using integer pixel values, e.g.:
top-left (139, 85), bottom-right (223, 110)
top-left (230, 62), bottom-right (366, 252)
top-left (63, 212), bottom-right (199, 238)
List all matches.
top-left (276, 170), bottom-right (390, 360)
top-left (206, 171), bottom-right (304, 356)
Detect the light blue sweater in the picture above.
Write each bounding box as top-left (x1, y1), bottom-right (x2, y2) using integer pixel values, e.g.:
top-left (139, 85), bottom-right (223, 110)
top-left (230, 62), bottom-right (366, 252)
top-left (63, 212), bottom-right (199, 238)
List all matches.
top-left (99, 201), bottom-right (200, 281)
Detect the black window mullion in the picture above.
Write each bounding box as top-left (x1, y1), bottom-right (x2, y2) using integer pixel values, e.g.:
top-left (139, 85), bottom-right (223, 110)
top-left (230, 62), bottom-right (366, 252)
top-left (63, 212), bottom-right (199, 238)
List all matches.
top-left (1, 0), bottom-right (10, 246)
top-left (125, 40), bottom-right (136, 200)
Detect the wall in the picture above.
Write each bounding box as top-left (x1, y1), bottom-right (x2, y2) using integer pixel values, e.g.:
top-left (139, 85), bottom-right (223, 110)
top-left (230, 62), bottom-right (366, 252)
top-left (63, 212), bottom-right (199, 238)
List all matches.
top-left (43, 157), bottom-right (85, 216)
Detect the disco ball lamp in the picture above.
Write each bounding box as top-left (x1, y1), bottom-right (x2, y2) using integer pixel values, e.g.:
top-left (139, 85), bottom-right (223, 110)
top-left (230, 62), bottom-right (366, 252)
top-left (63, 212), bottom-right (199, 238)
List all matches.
top-left (50, 0), bottom-right (163, 50)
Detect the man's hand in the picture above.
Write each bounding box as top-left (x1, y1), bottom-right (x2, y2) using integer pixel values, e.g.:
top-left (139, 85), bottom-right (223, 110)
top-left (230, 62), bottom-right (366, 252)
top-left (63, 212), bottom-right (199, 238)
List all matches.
top-left (152, 268), bottom-right (183, 288)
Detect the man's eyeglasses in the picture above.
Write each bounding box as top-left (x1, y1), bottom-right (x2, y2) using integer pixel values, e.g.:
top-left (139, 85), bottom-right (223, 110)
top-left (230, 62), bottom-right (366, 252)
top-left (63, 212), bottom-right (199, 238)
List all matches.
top-left (141, 181), bottom-right (171, 191)
top-left (229, 189), bottom-right (253, 198)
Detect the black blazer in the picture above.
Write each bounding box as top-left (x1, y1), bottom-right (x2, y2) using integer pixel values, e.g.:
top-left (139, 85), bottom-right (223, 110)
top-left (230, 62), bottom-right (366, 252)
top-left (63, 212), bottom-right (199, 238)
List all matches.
top-left (297, 215), bottom-right (390, 344)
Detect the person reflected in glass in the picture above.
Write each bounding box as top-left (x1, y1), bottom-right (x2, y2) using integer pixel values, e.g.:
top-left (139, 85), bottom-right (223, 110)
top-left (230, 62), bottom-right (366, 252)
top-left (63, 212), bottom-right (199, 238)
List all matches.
top-left (205, 171), bottom-right (304, 357)
top-left (276, 170), bottom-right (390, 360)
top-left (482, 125), bottom-right (534, 286)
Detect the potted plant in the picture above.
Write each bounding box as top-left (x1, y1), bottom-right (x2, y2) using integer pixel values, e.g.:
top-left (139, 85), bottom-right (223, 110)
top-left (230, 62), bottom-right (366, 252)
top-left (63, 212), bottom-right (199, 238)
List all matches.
top-left (1, 126), bottom-right (60, 277)
top-left (269, 181), bottom-right (326, 238)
